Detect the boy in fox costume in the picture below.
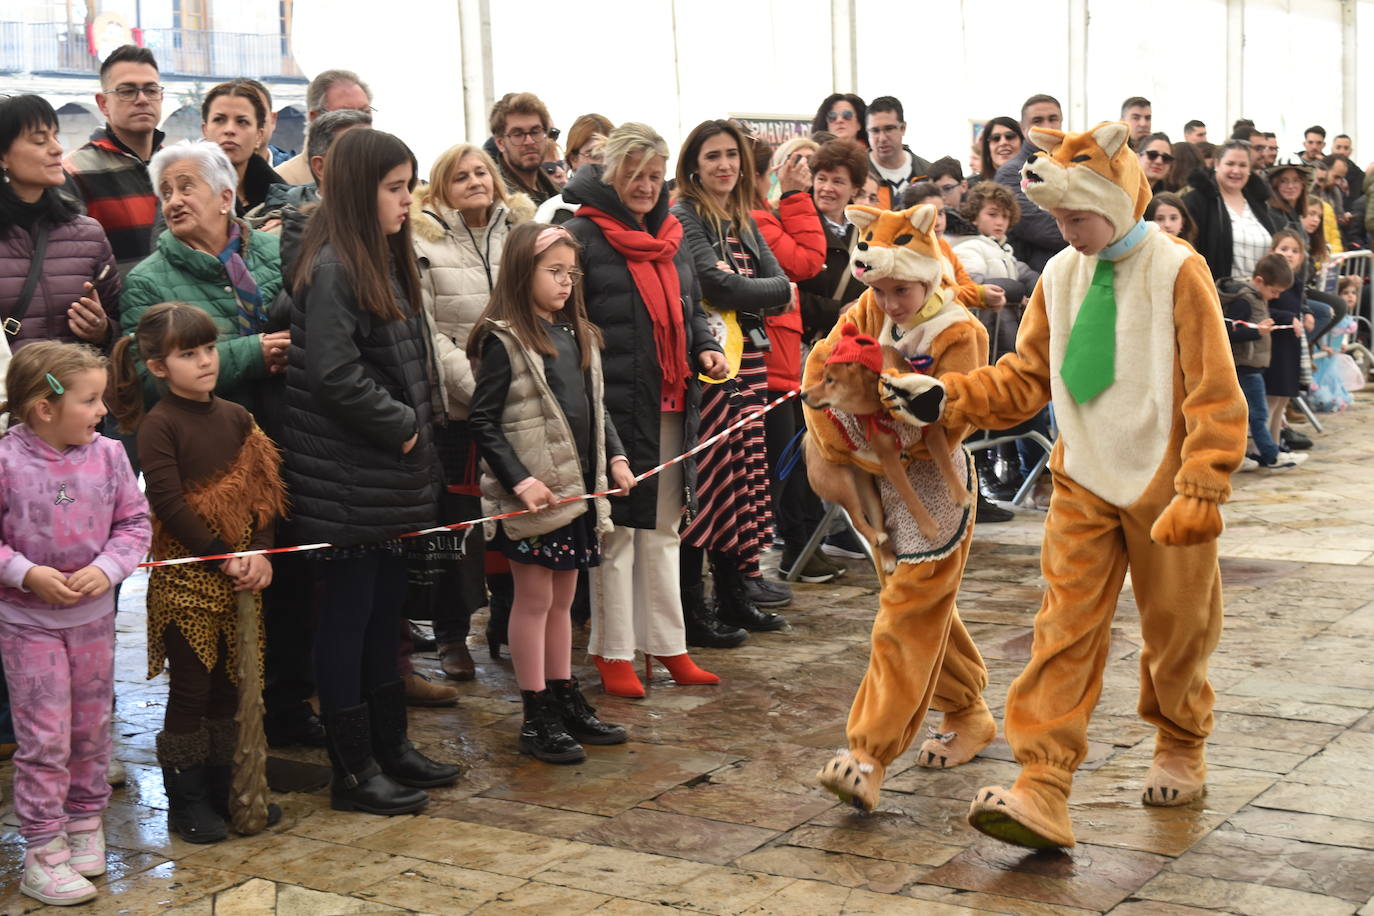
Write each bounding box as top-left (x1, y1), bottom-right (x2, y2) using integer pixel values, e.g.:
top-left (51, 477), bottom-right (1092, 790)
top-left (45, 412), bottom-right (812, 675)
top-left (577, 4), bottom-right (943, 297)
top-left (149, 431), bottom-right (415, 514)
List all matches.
top-left (806, 203), bottom-right (996, 812)
top-left (881, 122), bottom-right (1248, 848)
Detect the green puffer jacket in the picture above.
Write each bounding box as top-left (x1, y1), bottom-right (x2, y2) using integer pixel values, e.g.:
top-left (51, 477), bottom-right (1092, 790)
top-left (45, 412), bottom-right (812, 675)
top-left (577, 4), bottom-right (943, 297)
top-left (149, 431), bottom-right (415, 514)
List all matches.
top-left (122, 220), bottom-right (283, 414)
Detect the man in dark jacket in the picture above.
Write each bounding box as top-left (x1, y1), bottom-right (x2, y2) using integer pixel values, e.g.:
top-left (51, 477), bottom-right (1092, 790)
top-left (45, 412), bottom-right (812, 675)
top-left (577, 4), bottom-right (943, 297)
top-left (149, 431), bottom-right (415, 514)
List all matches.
top-left (866, 96), bottom-right (932, 210)
top-left (994, 94), bottom-right (1067, 272)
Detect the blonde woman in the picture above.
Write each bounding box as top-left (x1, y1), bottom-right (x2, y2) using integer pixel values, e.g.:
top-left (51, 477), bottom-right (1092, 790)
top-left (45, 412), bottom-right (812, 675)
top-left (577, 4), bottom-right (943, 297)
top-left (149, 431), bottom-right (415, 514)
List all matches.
top-left (411, 143), bottom-right (533, 680)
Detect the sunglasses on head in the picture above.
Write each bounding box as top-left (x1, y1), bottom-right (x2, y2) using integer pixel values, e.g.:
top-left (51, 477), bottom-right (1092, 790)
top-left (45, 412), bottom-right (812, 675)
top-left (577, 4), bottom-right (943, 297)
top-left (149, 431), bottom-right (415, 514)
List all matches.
top-left (827, 109), bottom-right (855, 122)
top-left (1143, 150), bottom-right (1175, 163)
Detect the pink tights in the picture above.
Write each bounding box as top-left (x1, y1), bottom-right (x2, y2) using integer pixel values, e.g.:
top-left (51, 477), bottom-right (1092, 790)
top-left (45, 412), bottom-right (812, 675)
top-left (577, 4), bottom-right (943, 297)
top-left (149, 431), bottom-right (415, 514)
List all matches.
top-left (508, 563), bottom-right (577, 691)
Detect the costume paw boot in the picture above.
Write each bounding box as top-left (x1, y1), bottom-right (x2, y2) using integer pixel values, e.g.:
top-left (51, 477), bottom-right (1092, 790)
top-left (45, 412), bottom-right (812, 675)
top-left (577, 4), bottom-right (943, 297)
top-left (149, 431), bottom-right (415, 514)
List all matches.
top-left (682, 579), bottom-right (748, 649)
top-left (593, 656), bottom-right (645, 698)
top-left (548, 677), bottom-right (628, 745)
top-left (203, 717), bottom-right (281, 830)
top-left (368, 680), bottom-right (462, 788)
top-left (323, 703), bottom-right (429, 814)
top-left (967, 763), bottom-right (1076, 849)
top-left (816, 749), bottom-right (885, 811)
top-left (156, 728), bottom-right (228, 844)
top-left (519, 689), bottom-right (586, 764)
top-left (1142, 733), bottom-right (1207, 806)
top-left (916, 697), bottom-right (998, 769)
top-left (709, 552), bottom-right (785, 632)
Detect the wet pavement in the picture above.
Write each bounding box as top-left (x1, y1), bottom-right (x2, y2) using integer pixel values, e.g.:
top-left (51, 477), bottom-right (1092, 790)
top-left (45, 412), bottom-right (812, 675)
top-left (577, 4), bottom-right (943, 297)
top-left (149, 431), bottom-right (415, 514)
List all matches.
top-left (2, 391), bottom-right (1373, 915)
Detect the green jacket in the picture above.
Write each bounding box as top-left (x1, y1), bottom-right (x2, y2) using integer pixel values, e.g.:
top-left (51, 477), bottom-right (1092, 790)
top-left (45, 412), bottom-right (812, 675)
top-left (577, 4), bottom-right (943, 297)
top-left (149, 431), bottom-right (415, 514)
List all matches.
top-left (122, 220), bottom-right (283, 414)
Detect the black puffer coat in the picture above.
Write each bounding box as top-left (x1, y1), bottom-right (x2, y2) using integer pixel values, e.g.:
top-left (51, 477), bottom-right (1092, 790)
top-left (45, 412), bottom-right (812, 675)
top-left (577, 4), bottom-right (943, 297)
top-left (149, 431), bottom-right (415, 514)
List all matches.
top-left (282, 243), bottom-right (440, 545)
top-left (1182, 167), bottom-right (1276, 279)
top-left (563, 165), bottom-right (722, 530)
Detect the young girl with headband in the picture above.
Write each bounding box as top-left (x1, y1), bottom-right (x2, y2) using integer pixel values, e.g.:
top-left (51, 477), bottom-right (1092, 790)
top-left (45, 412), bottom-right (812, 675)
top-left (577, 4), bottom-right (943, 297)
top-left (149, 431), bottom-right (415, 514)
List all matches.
top-left (469, 222), bottom-right (634, 764)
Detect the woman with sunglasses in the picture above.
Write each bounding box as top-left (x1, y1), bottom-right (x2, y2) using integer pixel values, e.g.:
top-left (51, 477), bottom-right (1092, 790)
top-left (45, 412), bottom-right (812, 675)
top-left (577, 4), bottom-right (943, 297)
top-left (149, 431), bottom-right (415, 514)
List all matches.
top-left (810, 94), bottom-right (867, 148)
top-left (978, 117), bottom-right (1023, 182)
top-left (1138, 133), bottom-right (1176, 193)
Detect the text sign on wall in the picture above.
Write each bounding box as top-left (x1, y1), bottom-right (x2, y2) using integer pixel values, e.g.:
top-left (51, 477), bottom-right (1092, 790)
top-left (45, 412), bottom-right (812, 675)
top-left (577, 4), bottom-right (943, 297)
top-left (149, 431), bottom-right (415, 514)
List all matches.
top-left (730, 114), bottom-right (813, 145)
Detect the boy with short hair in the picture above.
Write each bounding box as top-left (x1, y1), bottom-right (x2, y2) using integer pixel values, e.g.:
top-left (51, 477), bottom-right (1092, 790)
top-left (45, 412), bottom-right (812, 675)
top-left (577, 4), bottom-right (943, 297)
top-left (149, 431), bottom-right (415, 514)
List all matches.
top-left (1219, 253), bottom-right (1299, 471)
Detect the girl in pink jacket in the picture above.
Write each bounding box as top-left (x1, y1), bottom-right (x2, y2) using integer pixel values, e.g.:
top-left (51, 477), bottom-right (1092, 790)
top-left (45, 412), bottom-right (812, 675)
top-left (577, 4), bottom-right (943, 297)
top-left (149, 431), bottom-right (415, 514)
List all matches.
top-left (0, 340), bottom-right (150, 906)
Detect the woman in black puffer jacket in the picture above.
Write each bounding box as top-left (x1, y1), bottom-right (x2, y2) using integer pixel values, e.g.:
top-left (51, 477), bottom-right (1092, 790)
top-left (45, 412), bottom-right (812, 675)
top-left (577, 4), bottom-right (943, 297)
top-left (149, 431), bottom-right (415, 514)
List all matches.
top-left (282, 129), bottom-right (457, 818)
top-left (563, 124), bottom-right (734, 697)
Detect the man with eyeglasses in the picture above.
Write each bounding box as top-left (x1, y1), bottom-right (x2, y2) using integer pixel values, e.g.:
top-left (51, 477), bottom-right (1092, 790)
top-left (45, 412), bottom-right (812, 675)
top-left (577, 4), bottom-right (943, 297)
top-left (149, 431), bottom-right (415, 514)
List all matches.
top-left (63, 44), bottom-right (165, 276)
top-left (864, 96), bottom-right (931, 211)
top-left (488, 92), bottom-right (560, 206)
top-left (274, 69), bottom-right (374, 187)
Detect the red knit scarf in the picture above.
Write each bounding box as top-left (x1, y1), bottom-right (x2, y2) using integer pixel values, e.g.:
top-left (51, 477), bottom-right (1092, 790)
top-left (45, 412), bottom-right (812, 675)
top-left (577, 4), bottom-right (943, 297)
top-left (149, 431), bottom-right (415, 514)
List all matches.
top-left (577, 205), bottom-right (689, 411)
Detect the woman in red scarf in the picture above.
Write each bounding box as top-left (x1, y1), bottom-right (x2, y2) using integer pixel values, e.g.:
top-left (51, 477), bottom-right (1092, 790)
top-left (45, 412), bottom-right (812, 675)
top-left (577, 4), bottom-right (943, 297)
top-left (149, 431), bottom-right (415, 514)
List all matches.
top-left (564, 123), bottom-right (736, 698)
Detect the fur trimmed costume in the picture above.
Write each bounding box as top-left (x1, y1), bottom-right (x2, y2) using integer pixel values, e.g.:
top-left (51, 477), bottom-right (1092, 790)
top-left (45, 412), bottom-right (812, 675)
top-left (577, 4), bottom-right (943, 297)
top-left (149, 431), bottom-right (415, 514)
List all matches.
top-left (884, 123), bottom-right (1248, 847)
top-left (806, 204), bottom-right (996, 811)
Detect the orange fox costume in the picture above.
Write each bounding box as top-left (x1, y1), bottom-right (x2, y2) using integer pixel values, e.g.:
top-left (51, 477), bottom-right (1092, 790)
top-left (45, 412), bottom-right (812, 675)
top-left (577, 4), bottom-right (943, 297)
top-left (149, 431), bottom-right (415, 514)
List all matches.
top-left (806, 203), bottom-right (995, 811)
top-left (882, 123), bottom-right (1248, 848)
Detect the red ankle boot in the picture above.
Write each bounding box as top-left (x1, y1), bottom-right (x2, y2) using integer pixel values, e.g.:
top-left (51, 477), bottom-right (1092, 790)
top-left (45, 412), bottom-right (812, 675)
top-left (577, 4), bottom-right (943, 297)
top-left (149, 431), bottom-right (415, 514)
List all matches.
top-left (593, 656), bottom-right (645, 698)
top-left (647, 653), bottom-right (720, 686)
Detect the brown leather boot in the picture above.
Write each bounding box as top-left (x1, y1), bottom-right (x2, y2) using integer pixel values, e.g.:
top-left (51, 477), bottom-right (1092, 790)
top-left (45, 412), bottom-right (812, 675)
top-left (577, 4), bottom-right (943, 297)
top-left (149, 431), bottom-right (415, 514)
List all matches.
top-left (438, 642), bottom-right (475, 681)
top-left (403, 672), bottom-right (461, 707)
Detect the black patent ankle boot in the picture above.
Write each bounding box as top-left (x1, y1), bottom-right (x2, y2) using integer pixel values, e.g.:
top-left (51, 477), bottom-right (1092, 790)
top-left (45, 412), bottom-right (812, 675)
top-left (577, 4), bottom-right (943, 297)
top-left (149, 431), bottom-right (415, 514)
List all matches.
top-left (547, 677), bottom-right (627, 746)
top-left (709, 552), bottom-right (785, 632)
top-left (518, 690), bottom-right (585, 764)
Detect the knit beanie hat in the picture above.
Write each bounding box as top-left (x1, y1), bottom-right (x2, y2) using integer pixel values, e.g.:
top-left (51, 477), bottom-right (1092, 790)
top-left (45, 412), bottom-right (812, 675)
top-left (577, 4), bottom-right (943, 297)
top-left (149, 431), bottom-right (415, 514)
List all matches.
top-left (825, 323), bottom-right (884, 374)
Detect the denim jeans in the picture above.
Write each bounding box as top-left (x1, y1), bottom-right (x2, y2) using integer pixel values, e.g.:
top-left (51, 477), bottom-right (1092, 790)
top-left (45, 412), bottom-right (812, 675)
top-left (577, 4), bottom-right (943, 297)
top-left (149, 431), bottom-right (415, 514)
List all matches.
top-left (1237, 369), bottom-right (1278, 464)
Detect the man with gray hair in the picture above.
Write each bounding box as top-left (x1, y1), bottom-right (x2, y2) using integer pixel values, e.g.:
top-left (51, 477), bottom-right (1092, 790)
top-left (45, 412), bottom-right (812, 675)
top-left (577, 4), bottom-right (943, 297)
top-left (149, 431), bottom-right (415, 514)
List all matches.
top-left (251, 108), bottom-right (373, 218)
top-left (273, 69), bottom-right (373, 186)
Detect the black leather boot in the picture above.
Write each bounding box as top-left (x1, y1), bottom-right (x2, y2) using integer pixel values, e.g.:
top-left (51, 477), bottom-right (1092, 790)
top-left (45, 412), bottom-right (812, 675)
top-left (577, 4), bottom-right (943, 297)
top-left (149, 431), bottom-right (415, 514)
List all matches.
top-left (682, 578), bottom-right (748, 649)
top-left (203, 718), bottom-right (281, 829)
top-left (323, 703), bottom-right (429, 814)
top-left (263, 700), bottom-right (327, 748)
top-left (367, 680), bottom-right (462, 788)
top-left (975, 452), bottom-right (1018, 502)
top-left (486, 573), bottom-right (513, 659)
top-left (709, 552), bottom-right (785, 632)
top-left (519, 690), bottom-right (585, 764)
top-left (156, 728), bottom-right (227, 844)
top-left (547, 677), bottom-right (627, 746)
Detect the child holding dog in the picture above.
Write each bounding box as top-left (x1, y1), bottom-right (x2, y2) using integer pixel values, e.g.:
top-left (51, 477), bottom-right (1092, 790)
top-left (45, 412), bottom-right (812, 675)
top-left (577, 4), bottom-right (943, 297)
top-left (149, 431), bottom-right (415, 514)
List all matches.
top-left (805, 202), bottom-right (997, 812)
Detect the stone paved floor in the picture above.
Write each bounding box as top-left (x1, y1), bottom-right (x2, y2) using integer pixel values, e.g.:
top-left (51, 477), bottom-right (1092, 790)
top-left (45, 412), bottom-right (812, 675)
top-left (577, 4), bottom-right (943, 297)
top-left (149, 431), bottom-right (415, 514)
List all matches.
top-left (2, 392), bottom-right (1373, 915)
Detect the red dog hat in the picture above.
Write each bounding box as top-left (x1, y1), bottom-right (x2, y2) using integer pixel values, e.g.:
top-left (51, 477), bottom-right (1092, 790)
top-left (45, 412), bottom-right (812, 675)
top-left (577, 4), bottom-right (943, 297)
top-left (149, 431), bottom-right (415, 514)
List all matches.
top-left (825, 322), bottom-right (884, 374)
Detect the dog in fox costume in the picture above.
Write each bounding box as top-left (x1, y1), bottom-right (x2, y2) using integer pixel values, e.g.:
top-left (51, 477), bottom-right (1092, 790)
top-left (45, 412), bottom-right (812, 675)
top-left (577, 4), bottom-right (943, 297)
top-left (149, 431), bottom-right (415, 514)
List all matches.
top-left (880, 122), bottom-right (1248, 848)
top-left (807, 203), bottom-right (996, 812)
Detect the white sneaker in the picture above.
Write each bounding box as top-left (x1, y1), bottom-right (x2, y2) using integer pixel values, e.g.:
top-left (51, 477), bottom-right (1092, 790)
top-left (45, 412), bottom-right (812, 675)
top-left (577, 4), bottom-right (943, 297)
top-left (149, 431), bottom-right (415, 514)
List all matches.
top-left (21, 836), bottom-right (97, 906)
top-left (1238, 456), bottom-right (1261, 472)
top-left (66, 817), bottom-right (106, 877)
top-left (105, 757), bottom-right (125, 787)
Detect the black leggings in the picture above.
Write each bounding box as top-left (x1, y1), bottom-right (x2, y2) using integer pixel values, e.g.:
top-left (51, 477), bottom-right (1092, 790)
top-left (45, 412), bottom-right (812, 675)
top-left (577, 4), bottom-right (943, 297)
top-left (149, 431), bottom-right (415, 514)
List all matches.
top-left (164, 627), bottom-right (236, 733)
top-left (313, 553), bottom-right (407, 714)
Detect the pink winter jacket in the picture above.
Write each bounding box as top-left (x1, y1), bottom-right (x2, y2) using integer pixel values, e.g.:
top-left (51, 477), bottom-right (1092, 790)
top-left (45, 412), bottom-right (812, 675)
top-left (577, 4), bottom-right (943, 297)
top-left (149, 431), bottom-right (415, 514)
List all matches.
top-left (0, 424), bottom-right (150, 628)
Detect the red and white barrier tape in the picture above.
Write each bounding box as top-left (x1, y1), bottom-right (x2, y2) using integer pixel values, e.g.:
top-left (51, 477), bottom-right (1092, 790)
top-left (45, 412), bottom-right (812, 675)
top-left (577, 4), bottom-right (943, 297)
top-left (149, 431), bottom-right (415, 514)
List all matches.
top-left (138, 388), bottom-right (801, 569)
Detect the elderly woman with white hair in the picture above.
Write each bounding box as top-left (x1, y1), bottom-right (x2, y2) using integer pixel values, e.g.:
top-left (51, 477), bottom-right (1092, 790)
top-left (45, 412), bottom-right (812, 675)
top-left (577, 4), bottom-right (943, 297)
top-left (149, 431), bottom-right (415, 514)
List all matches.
top-left (562, 122), bottom-right (733, 698)
top-left (121, 140), bottom-right (288, 413)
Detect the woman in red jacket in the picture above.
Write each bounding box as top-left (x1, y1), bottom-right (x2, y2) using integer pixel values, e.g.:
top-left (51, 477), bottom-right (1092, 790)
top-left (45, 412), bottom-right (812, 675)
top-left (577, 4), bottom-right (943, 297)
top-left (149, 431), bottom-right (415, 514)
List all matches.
top-left (748, 138), bottom-right (842, 583)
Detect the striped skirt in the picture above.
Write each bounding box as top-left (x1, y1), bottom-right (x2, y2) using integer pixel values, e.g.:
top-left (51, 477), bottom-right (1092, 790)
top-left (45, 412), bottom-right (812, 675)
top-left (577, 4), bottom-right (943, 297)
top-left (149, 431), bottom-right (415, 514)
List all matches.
top-left (681, 346), bottom-right (772, 563)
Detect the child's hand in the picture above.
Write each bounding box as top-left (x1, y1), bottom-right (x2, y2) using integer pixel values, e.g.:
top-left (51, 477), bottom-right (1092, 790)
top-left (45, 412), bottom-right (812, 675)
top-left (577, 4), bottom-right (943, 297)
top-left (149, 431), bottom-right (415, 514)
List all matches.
top-left (1292, 318), bottom-right (1303, 336)
top-left (982, 285), bottom-right (1007, 309)
top-left (66, 565), bottom-right (111, 598)
top-left (1303, 313), bottom-right (1316, 332)
top-left (609, 458), bottom-right (636, 495)
top-left (401, 433), bottom-right (418, 454)
top-left (221, 556), bottom-right (243, 580)
top-left (231, 554), bottom-right (273, 593)
top-left (518, 480), bottom-right (557, 512)
top-left (23, 566), bottom-right (82, 606)
top-left (1257, 317), bottom-right (1274, 335)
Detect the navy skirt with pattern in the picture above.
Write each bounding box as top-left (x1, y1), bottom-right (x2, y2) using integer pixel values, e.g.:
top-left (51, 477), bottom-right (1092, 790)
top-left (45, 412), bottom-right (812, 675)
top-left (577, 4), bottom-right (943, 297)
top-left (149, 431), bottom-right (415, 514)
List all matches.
top-left (491, 511), bottom-right (601, 571)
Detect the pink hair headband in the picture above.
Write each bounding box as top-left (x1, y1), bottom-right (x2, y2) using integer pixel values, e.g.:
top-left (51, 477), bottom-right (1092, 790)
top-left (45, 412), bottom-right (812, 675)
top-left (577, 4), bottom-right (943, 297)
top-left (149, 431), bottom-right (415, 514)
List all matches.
top-left (534, 226), bottom-right (572, 256)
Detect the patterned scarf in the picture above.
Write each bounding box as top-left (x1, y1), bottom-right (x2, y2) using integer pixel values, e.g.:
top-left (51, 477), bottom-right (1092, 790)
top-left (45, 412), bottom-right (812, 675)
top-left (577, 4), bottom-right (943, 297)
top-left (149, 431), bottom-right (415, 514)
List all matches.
top-left (217, 221), bottom-right (264, 335)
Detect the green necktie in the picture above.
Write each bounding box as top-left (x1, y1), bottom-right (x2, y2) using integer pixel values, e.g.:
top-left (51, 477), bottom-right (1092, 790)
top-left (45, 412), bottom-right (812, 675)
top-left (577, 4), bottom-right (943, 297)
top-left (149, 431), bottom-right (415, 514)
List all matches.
top-left (1060, 259), bottom-right (1116, 403)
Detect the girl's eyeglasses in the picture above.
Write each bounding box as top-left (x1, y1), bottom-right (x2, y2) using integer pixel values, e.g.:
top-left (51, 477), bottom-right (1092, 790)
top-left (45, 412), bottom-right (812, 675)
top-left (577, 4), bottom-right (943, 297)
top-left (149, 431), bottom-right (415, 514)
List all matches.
top-left (541, 267), bottom-right (583, 286)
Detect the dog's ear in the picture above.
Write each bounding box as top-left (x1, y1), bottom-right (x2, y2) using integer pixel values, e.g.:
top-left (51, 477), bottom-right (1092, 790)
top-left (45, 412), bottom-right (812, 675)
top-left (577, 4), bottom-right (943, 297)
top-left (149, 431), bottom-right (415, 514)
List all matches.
top-left (880, 346), bottom-right (909, 372)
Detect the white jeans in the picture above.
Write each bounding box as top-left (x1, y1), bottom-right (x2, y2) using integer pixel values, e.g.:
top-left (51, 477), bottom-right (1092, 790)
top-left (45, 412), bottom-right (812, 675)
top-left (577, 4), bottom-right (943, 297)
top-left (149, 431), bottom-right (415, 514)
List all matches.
top-left (589, 416), bottom-right (687, 660)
